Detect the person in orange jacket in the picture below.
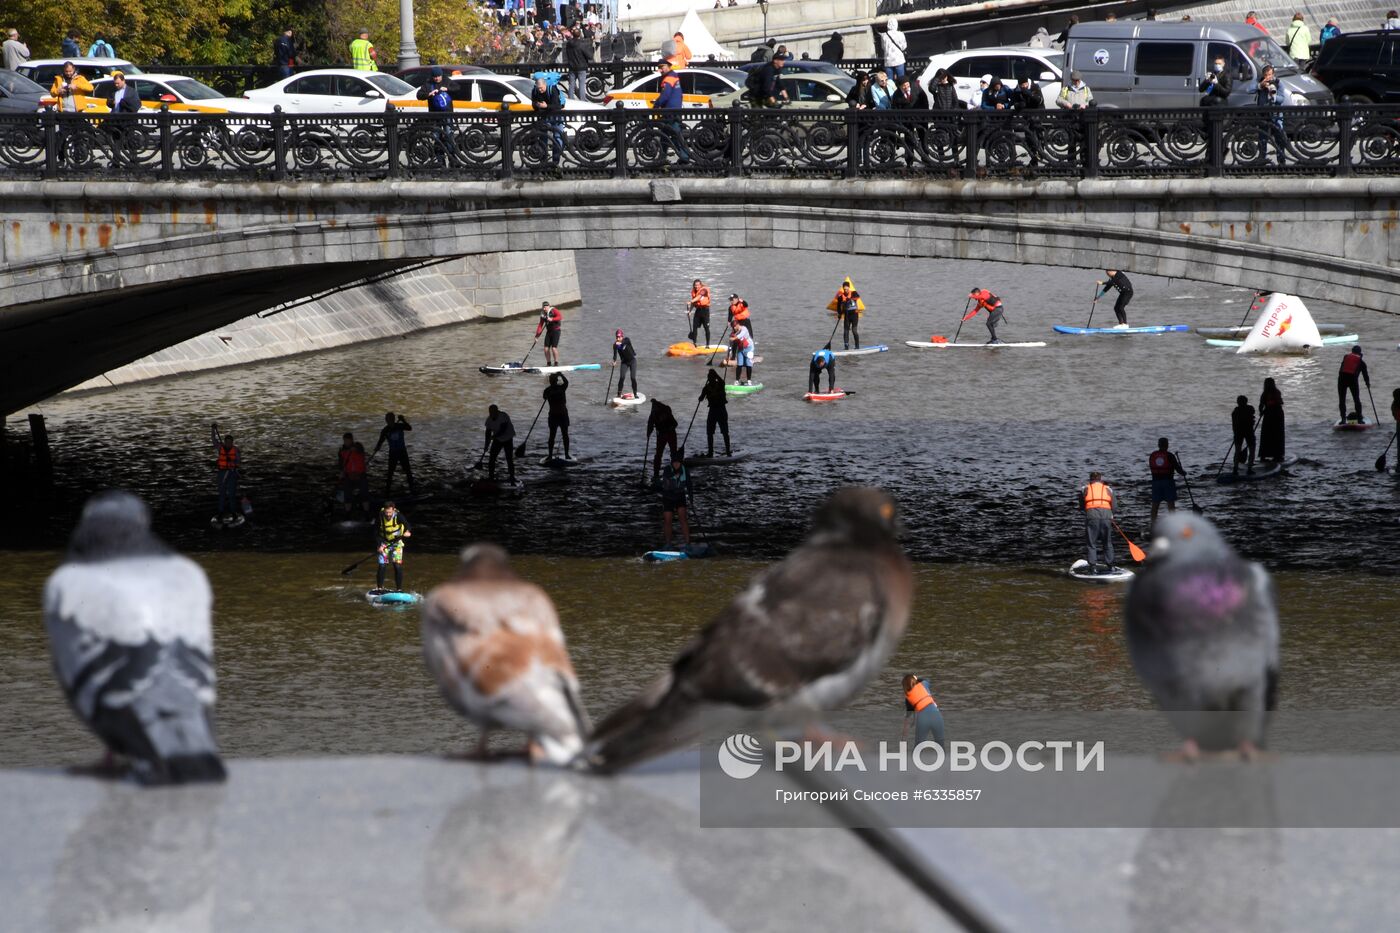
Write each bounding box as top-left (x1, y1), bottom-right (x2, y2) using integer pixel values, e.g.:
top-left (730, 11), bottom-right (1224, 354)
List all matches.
top-left (900, 673), bottom-right (946, 748)
top-left (832, 278), bottom-right (863, 350)
top-left (966, 287), bottom-right (1005, 344)
top-left (688, 279), bottom-right (712, 345)
top-left (727, 293), bottom-right (754, 337)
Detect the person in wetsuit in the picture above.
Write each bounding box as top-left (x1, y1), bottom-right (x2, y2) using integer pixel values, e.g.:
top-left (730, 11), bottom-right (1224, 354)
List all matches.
top-left (1096, 269), bottom-right (1134, 328)
top-left (1232, 395), bottom-right (1257, 475)
top-left (1338, 345), bottom-right (1370, 424)
top-left (484, 405), bottom-right (517, 484)
top-left (689, 279), bottom-right (712, 346)
top-left (373, 412), bottom-right (416, 496)
top-left (612, 329), bottom-right (639, 398)
top-left (699, 369), bottom-right (731, 458)
top-left (647, 398), bottom-right (679, 479)
top-left (810, 344), bottom-right (836, 393)
top-left (543, 373), bottom-right (571, 461)
top-left (832, 278), bottom-right (862, 350)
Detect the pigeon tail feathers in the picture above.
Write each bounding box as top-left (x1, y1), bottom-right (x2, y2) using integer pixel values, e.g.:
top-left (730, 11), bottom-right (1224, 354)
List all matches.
top-left (586, 674), bottom-right (703, 774)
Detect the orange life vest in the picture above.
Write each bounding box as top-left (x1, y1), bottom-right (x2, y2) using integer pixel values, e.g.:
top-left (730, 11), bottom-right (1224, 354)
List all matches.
top-left (1148, 451), bottom-right (1173, 478)
top-left (905, 680), bottom-right (936, 712)
top-left (1084, 481), bottom-right (1113, 510)
top-left (1341, 352), bottom-right (1362, 376)
top-left (340, 446), bottom-right (366, 476)
top-left (216, 444), bottom-right (239, 470)
top-left (691, 285), bottom-right (710, 308)
top-left (972, 289), bottom-right (1001, 312)
top-left (730, 300), bottom-right (750, 322)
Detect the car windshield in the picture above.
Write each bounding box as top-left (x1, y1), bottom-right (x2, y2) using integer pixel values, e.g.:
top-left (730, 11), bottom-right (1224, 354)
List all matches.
top-left (367, 74), bottom-right (415, 95)
top-left (825, 75), bottom-right (856, 94)
top-left (0, 70), bottom-right (44, 95)
top-left (1239, 35), bottom-right (1298, 73)
top-left (504, 77), bottom-right (534, 96)
top-left (167, 78), bottom-right (225, 101)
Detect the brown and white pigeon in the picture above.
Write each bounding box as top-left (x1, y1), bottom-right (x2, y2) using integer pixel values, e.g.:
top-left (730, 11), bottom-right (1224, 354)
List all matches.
top-left (1124, 511), bottom-right (1280, 757)
top-left (421, 543), bottom-right (590, 765)
top-left (587, 486), bottom-right (913, 773)
top-left (43, 490), bottom-right (225, 785)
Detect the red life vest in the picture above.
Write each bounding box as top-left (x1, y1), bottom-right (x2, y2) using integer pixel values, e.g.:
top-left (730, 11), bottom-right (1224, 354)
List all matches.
top-left (972, 289), bottom-right (1002, 312)
top-left (1148, 451), bottom-right (1173, 478)
top-left (216, 444), bottom-right (238, 470)
top-left (340, 446), bottom-right (366, 476)
top-left (1341, 352), bottom-right (1362, 375)
top-left (905, 680), bottom-right (936, 712)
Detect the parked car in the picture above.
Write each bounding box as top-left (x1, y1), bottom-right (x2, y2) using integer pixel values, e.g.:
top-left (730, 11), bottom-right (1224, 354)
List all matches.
top-left (1311, 30), bottom-right (1400, 103)
top-left (709, 72), bottom-right (857, 109)
top-left (16, 57), bottom-right (143, 88)
top-left (917, 47), bottom-right (1064, 108)
top-left (0, 70), bottom-right (50, 113)
top-left (737, 60), bottom-right (850, 77)
top-left (1064, 21), bottom-right (1332, 107)
top-left (393, 64), bottom-right (491, 90)
top-left (402, 73), bottom-right (604, 113)
top-left (86, 73), bottom-right (279, 114)
top-left (242, 69), bottom-right (419, 113)
top-left (602, 67), bottom-right (748, 109)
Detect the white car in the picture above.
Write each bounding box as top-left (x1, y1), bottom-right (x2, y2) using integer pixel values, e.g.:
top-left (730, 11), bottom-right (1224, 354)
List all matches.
top-left (423, 73), bottom-right (604, 113)
top-left (87, 73), bottom-right (279, 114)
top-left (601, 67), bottom-right (748, 109)
top-left (243, 69), bottom-right (419, 113)
top-left (917, 47), bottom-right (1064, 108)
top-left (16, 57), bottom-right (143, 89)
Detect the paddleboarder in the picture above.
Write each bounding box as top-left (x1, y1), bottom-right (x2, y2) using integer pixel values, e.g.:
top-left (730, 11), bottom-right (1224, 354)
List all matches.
top-left (211, 423), bottom-right (241, 524)
top-left (535, 301), bottom-right (563, 367)
top-left (727, 293), bottom-right (754, 337)
top-left (1078, 471), bottom-right (1116, 575)
top-left (1232, 395), bottom-right (1257, 475)
top-left (337, 432), bottom-right (370, 517)
top-left (1338, 345), bottom-right (1370, 424)
top-left (1095, 270), bottom-right (1134, 329)
top-left (1258, 377), bottom-right (1285, 462)
top-left (900, 673), bottom-right (946, 749)
top-left (543, 373), bottom-right (571, 461)
top-left (731, 320), bottom-right (756, 386)
top-left (612, 329), bottom-right (639, 399)
top-left (810, 344), bottom-right (836, 394)
top-left (688, 279), bottom-right (712, 346)
top-left (647, 399), bottom-right (680, 479)
top-left (1393, 388), bottom-right (1400, 426)
top-left (831, 277), bottom-right (863, 350)
top-left (373, 412), bottom-right (416, 496)
top-left (659, 454), bottom-right (691, 549)
top-left (966, 287), bottom-right (1005, 344)
top-left (700, 369), bottom-right (731, 458)
top-left (484, 404), bottom-right (517, 485)
top-left (375, 500), bottom-right (412, 592)
top-left (1147, 437), bottom-right (1186, 525)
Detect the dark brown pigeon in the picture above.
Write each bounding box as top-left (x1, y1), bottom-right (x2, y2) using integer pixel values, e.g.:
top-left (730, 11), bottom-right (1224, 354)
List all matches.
top-left (587, 487), bottom-right (912, 773)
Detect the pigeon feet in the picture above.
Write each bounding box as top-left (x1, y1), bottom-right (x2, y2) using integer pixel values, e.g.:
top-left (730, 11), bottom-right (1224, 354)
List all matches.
top-left (1162, 738), bottom-right (1201, 763)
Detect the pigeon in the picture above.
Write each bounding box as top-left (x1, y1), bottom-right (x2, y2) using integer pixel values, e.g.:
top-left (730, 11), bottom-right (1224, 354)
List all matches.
top-left (420, 543), bottom-right (590, 765)
top-left (43, 491), bottom-right (225, 785)
top-left (587, 486), bottom-right (912, 773)
top-left (1124, 511), bottom-right (1280, 757)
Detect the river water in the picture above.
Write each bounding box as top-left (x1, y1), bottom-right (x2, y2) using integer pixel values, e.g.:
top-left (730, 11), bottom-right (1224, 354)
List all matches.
top-left (3, 249), bottom-right (1400, 767)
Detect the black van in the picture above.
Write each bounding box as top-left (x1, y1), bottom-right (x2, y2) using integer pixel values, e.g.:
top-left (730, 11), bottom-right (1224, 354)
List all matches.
top-left (1312, 30), bottom-right (1400, 102)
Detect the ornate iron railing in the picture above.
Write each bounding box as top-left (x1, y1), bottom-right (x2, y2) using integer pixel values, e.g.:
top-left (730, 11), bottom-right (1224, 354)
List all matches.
top-left (2, 105), bottom-right (1396, 182)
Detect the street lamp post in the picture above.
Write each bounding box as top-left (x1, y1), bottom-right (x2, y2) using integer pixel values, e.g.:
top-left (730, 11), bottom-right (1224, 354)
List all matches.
top-left (398, 0), bottom-right (421, 69)
top-left (759, 0), bottom-right (769, 42)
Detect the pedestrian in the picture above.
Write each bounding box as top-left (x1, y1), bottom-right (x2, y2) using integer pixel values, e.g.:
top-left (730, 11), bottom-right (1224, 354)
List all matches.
top-left (375, 501), bottom-right (411, 592)
top-left (87, 33), bottom-right (114, 58)
top-left (1232, 395), bottom-right (1258, 474)
top-left (106, 70), bottom-right (141, 166)
top-left (1388, 10), bottom-right (1400, 30)
top-left (831, 277), bottom-right (863, 349)
top-left (688, 279), bottom-right (712, 345)
top-left (652, 58), bottom-right (691, 165)
top-left (564, 27), bottom-right (592, 100)
top-left (658, 454), bottom-right (691, 549)
top-left (1253, 65), bottom-right (1291, 166)
top-left (1199, 54), bottom-right (1232, 106)
top-left (1285, 14), bottom-right (1312, 66)
top-left (1011, 75), bottom-right (1045, 165)
top-left (535, 299), bottom-right (563, 365)
top-left (810, 344), bottom-right (836, 393)
top-left (210, 423), bottom-right (241, 524)
top-left (667, 30), bottom-right (692, 69)
top-left (869, 69), bottom-right (892, 109)
top-left (274, 28), bottom-right (297, 78)
top-left (882, 16), bottom-right (907, 82)
top-left (373, 412), bottom-right (416, 495)
top-left (1320, 16), bottom-right (1341, 44)
top-left (350, 28), bottom-right (378, 72)
top-left (819, 30), bottom-right (844, 64)
top-left (646, 398), bottom-right (679, 478)
top-left (612, 328), bottom-right (639, 399)
top-left (966, 287), bottom-right (1006, 344)
top-left (1056, 70), bottom-right (1093, 110)
top-left (1147, 437), bottom-right (1186, 525)
top-left (1079, 471), bottom-right (1116, 574)
top-left (750, 37), bottom-right (775, 63)
top-left (338, 432), bottom-right (370, 516)
top-left (531, 72), bottom-right (565, 167)
top-left (700, 369), bottom-right (731, 457)
top-left (846, 71), bottom-right (874, 109)
top-left (726, 292), bottom-right (754, 337)
top-left (1338, 345), bottom-right (1370, 424)
top-left (929, 68), bottom-right (962, 110)
top-left (543, 373), bottom-right (571, 460)
top-left (484, 404), bottom-right (517, 484)
top-left (1259, 377), bottom-right (1285, 461)
top-left (900, 673), bottom-right (945, 748)
top-left (417, 67), bottom-right (458, 164)
top-left (1055, 15), bottom-right (1080, 48)
top-left (890, 73), bottom-right (927, 109)
top-left (980, 76), bottom-right (1010, 110)
top-left (1096, 269), bottom-right (1134, 328)
top-left (49, 61), bottom-right (92, 114)
top-left (3, 29), bottom-right (30, 71)
top-left (61, 30), bottom-right (80, 58)
top-left (744, 49), bottom-right (787, 106)
top-left (1245, 10), bottom-right (1269, 33)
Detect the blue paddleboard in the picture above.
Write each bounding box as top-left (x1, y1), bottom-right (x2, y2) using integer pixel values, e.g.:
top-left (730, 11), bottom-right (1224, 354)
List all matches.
top-left (643, 543), bottom-right (714, 562)
top-left (366, 588), bottom-right (421, 605)
top-left (1053, 324), bottom-right (1191, 335)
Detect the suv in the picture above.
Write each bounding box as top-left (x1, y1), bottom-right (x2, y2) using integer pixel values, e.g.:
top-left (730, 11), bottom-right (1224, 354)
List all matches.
top-left (917, 47), bottom-right (1063, 108)
top-left (1312, 30), bottom-right (1400, 102)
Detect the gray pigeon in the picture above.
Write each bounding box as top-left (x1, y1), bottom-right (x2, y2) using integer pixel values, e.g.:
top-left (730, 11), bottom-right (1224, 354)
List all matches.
top-left (587, 487), bottom-right (912, 773)
top-left (1124, 511), bottom-right (1279, 756)
top-left (43, 491), bottom-right (225, 784)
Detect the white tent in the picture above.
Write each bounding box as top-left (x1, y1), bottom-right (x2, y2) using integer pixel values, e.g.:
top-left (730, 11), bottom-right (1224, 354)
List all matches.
top-left (658, 9), bottom-right (734, 62)
top-left (1238, 293), bottom-right (1323, 354)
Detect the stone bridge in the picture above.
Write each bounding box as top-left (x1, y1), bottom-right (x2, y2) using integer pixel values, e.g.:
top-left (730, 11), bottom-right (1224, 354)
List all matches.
top-left (3, 175), bottom-right (1398, 414)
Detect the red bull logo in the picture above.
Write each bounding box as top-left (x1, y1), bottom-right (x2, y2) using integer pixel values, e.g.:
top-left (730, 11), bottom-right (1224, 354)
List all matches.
top-left (1277, 315), bottom-right (1293, 338)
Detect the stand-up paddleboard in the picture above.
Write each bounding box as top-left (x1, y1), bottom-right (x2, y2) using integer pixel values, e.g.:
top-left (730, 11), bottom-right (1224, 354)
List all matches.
top-left (1068, 559), bottom-right (1135, 583)
top-left (832, 345), bottom-right (889, 357)
top-left (539, 455), bottom-right (583, 468)
top-left (1196, 323), bottom-right (1350, 337)
top-left (479, 362), bottom-right (526, 376)
top-left (1334, 420), bottom-right (1375, 431)
top-left (365, 588), bottom-right (421, 606)
top-left (906, 340), bottom-right (1047, 349)
top-left (724, 383), bottom-right (764, 395)
top-left (1206, 334), bottom-right (1359, 350)
top-left (643, 542), bottom-right (714, 562)
top-left (523, 363), bottom-right (601, 374)
top-left (804, 389), bottom-right (849, 402)
top-left (209, 515), bottom-right (246, 529)
top-left (1052, 324), bottom-right (1190, 335)
top-left (684, 451), bottom-right (751, 466)
top-left (609, 392), bottom-right (648, 408)
top-left (666, 342), bottom-right (728, 357)
top-left (1215, 454), bottom-right (1297, 484)
top-left (721, 357), bottom-right (763, 366)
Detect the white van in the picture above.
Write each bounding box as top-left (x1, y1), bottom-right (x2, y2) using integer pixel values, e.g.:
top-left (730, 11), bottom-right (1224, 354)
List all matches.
top-left (1064, 22), bottom-right (1332, 108)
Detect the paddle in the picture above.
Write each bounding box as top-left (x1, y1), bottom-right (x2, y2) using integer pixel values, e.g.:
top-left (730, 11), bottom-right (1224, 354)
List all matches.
top-left (514, 398), bottom-right (547, 458)
top-left (951, 296), bottom-right (973, 344)
top-left (340, 550), bottom-right (378, 575)
top-left (1111, 520), bottom-right (1147, 563)
top-left (681, 383), bottom-right (705, 451)
top-left (826, 307), bottom-right (842, 348)
top-left (1377, 431), bottom-right (1397, 472)
top-left (1085, 283), bottom-right (1101, 328)
top-left (1366, 381), bottom-right (1380, 427)
top-left (1177, 458), bottom-right (1205, 515)
top-left (518, 334), bottom-right (539, 369)
top-left (604, 362), bottom-right (615, 404)
top-left (640, 432), bottom-right (652, 490)
top-left (1236, 290), bottom-right (1264, 331)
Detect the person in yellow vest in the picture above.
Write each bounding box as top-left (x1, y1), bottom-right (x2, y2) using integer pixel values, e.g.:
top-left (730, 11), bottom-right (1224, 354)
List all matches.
top-left (376, 501), bottom-right (411, 592)
top-left (350, 29), bottom-right (378, 71)
top-left (1079, 471), bottom-right (1116, 574)
top-left (900, 673), bottom-right (945, 749)
top-left (828, 277), bottom-right (865, 350)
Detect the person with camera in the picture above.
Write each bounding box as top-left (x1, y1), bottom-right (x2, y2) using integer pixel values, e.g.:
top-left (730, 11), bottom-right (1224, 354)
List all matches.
top-left (1199, 55), bottom-right (1233, 107)
top-left (1253, 64), bottom-right (1292, 165)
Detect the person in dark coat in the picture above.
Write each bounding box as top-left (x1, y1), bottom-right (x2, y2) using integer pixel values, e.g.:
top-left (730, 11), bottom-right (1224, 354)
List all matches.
top-left (563, 28), bottom-right (592, 101)
top-left (890, 75), bottom-right (929, 167)
top-left (1258, 377), bottom-right (1285, 461)
top-left (745, 50), bottom-right (787, 106)
top-left (274, 28), bottom-right (297, 78)
top-left (846, 70), bottom-right (874, 109)
top-left (530, 73), bottom-right (566, 167)
top-left (819, 31), bottom-right (844, 63)
top-left (929, 68), bottom-right (963, 109)
top-left (750, 38), bottom-right (775, 63)
top-left (108, 71), bottom-right (143, 167)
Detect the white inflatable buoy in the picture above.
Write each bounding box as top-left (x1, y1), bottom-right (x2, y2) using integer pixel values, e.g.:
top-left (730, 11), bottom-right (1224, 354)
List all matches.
top-left (1236, 294), bottom-right (1323, 354)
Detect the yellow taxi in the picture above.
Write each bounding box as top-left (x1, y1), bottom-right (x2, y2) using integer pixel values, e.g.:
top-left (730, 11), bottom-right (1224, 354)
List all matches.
top-left (601, 67), bottom-right (747, 109)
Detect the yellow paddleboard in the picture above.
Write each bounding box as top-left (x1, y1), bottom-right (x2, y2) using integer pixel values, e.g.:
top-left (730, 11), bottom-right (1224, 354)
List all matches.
top-left (666, 342), bottom-right (728, 357)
